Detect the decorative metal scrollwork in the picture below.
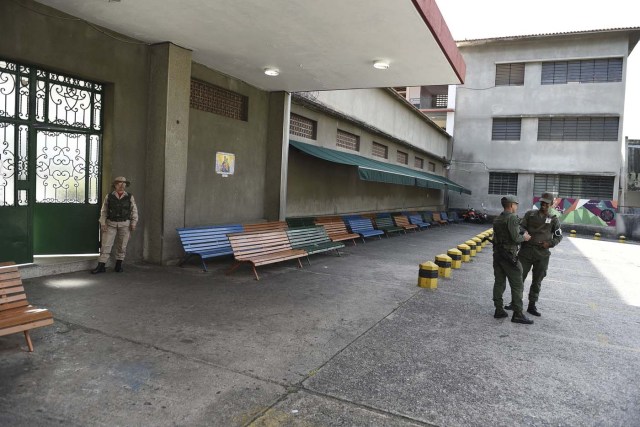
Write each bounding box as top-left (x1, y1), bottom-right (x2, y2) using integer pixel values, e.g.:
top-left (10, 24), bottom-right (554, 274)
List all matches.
top-left (36, 131), bottom-right (87, 203)
top-left (0, 70), bottom-right (16, 118)
top-left (0, 122), bottom-right (16, 206)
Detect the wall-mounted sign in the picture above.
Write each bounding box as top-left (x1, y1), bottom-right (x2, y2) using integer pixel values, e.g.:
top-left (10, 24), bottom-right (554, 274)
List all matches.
top-left (215, 152), bottom-right (235, 177)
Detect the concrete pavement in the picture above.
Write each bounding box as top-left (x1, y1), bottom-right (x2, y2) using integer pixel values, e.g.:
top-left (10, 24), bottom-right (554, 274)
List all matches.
top-left (1, 223), bottom-right (639, 426)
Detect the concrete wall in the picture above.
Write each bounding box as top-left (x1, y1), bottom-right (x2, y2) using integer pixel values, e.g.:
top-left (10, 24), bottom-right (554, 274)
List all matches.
top-left (186, 63), bottom-right (271, 226)
top-left (0, 0), bottom-right (150, 260)
top-left (450, 32), bottom-right (633, 214)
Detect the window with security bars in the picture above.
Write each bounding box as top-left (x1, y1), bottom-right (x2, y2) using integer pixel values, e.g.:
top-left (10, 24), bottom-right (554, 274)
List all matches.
top-left (372, 141), bottom-right (388, 159)
top-left (415, 157), bottom-right (424, 169)
top-left (190, 80), bottom-right (248, 121)
top-left (541, 58), bottom-right (623, 85)
top-left (428, 162), bottom-right (436, 172)
top-left (432, 94), bottom-right (448, 108)
top-left (488, 172), bottom-right (518, 195)
top-left (336, 129), bottom-right (359, 151)
top-left (397, 150), bottom-right (408, 164)
top-left (290, 113), bottom-right (316, 139)
top-left (534, 174), bottom-right (614, 199)
top-left (495, 63), bottom-right (525, 86)
top-left (492, 118), bottom-right (522, 140)
top-left (537, 117), bottom-right (619, 141)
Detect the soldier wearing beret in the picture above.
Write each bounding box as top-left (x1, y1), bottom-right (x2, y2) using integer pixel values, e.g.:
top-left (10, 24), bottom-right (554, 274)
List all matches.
top-left (91, 176), bottom-right (139, 274)
top-left (492, 195), bottom-right (534, 324)
top-left (505, 192), bottom-right (562, 317)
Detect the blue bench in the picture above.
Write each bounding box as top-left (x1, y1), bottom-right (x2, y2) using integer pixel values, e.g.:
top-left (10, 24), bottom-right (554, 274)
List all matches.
top-left (176, 224), bottom-right (244, 271)
top-left (345, 217), bottom-right (384, 242)
top-left (286, 226), bottom-right (345, 264)
top-left (440, 212), bottom-right (454, 224)
top-left (408, 214), bottom-right (431, 230)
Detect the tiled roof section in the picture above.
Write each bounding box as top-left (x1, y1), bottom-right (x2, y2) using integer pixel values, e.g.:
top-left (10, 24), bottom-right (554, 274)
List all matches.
top-left (456, 27), bottom-right (640, 45)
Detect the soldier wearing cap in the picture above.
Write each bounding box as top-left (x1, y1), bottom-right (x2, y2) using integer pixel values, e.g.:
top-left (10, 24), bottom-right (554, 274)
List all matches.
top-left (492, 195), bottom-right (534, 324)
top-left (91, 176), bottom-right (139, 274)
top-left (505, 192), bottom-right (562, 317)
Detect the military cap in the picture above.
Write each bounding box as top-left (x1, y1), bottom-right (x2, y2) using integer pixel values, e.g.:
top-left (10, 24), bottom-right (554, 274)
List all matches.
top-left (501, 195), bottom-right (518, 204)
top-left (539, 193), bottom-right (553, 204)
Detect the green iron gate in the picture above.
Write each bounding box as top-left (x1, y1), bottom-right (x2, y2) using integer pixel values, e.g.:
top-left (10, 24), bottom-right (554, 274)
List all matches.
top-left (0, 58), bottom-right (103, 264)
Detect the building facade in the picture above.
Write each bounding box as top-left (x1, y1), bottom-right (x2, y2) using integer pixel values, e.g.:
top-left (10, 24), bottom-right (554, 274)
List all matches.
top-left (448, 29), bottom-right (640, 226)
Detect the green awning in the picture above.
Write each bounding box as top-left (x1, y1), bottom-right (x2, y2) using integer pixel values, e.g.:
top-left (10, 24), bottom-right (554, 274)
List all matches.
top-left (290, 140), bottom-right (471, 194)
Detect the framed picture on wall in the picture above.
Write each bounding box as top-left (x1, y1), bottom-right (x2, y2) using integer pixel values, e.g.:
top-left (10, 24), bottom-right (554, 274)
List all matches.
top-left (215, 152), bottom-right (235, 177)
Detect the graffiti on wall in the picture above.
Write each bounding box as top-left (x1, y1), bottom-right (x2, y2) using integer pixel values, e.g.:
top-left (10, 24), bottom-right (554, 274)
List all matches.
top-left (532, 197), bottom-right (617, 227)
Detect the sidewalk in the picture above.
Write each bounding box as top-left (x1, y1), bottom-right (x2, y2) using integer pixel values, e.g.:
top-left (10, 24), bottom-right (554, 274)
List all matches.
top-left (1, 224), bottom-right (639, 426)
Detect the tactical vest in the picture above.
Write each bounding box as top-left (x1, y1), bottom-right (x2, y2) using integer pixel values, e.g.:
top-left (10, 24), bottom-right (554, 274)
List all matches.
top-left (522, 211), bottom-right (555, 246)
top-left (492, 212), bottom-right (519, 253)
top-left (107, 193), bottom-right (132, 222)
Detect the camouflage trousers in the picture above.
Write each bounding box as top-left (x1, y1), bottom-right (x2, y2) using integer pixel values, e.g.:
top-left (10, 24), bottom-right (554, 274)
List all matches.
top-left (98, 220), bottom-right (131, 263)
top-left (519, 245), bottom-right (550, 304)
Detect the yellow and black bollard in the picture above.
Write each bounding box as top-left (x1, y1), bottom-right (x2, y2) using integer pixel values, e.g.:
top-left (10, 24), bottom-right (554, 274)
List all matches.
top-left (594, 232), bottom-right (601, 241)
top-left (478, 233), bottom-right (488, 248)
top-left (570, 230), bottom-right (576, 238)
top-left (465, 240), bottom-right (477, 257)
top-left (457, 244), bottom-right (471, 262)
top-left (619, 235), bottom-right (626, 243)
top-left (418, 261), bottom-right (439, 289)
top-left (447, 248), bottom-right (462, 269)
top-left (435, 254), bottom-right (452, 278)
top-left (472, 236), bottom-right (483, 252)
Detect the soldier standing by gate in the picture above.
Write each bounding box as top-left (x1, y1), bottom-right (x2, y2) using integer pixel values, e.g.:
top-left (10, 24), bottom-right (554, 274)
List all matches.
top-left (505, 192), bottom-right (562, 317)
top-left (492, 195), bottom-right (534, 325)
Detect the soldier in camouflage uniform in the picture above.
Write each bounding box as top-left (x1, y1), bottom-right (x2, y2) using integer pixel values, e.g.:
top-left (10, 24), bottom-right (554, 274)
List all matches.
top-left (505, 192), bottom-right (562, 317)
top-left (492, 195), bottom-right (533, 324)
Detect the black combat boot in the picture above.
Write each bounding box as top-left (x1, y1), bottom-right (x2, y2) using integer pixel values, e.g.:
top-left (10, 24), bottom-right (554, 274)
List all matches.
top-left (504, 303), bottom-right (513, 310)
top-left (91, 262), bottom-right (106, 274)
top-left (511, 311), bottom-right (534, 325)
top-left (114, 260), bottom-right (123, 273)
top-left (527, 303), bottom-right (541, 317)
top-left (494, 308), bottom-right (508, 319)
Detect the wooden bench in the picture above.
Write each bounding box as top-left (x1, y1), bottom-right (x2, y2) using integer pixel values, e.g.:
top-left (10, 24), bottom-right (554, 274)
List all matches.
top-left (315, 219), bottom-right (360, 245)
top-left (345, 217), bottom-right (384, 242)
top-left (407, 214), bottom-right (431, 230)
top-left (420, 211), bottom-right (440, 226)
top-left (373, 215), bottom-right (405, 236)
top-left (286, 226), bottom-right (345, 264)
top-left (392, 214), bottom-right (419, 232)
top-left (227, 231), bottom-right (307, 280)
top-left (440, 212), bottom-right (454, 224)
top-left (176, 224), bottom-right (244, 271)
top-left (432, 212), bottom-right (449, 226)
top-left (243, 221), bottom-right (288, 233)
top-left (1, 262), bottom-right (54, 352)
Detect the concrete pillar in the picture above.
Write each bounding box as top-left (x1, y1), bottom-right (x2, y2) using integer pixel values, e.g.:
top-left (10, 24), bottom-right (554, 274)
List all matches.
top-left (264, 92), bottom-right (291, 220)
top-left (144, 42), bottom-right (192, 264)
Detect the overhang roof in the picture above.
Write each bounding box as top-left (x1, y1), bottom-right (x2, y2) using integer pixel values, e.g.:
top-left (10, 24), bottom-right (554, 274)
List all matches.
top-left (34, 0), bottom-right (465, 92)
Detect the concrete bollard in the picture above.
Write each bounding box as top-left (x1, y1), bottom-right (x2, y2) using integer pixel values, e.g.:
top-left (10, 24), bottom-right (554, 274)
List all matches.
top-left (435, 254), bottom-right (452, 278)
top-left (418, 261), bottom-right (438, 289)
top-left (594, 232), bottom-right (601, 240)
top-left (472, 236), bottom-right (483, 252)
top-left (570, 230), bottom-right (576, 238)
top-left (478, 233), bottom-right (489, 248)
top-left (465, 240), bottom-right (477, 257)
top-left (457, 244), bottom-right (471, 262)
top-left (447, 248), bottom-right (462, 269)
top-left (619, 235), bottom-right (626, 243)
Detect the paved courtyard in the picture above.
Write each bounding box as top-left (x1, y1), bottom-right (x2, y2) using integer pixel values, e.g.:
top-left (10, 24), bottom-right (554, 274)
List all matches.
top-left (1, 223), bottom-right (639, 426)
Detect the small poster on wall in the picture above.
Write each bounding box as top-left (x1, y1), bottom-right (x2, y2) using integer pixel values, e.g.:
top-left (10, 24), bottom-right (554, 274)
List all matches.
top-left (215, 152), bottom-right (235, 177)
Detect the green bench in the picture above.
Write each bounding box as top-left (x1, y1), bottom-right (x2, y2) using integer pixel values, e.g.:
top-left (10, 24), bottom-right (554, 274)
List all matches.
top-left (373, 215), bottom-right (405, 236)
top-left (287, 226), bottom-right (345, 264)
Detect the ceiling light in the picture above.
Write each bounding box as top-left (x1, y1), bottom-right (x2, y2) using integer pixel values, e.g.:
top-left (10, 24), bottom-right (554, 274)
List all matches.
top-left (264, 68), bottom-right (280, 76)
top-left (373, 60), bottom-right (390, 70)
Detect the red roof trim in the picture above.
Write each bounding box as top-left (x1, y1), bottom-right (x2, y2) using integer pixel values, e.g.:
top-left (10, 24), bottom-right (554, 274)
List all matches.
top-left (411, 0), bottom-right (466, 84)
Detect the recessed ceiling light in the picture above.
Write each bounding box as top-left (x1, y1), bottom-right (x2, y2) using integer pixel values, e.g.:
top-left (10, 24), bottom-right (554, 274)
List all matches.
top-left (373, 60), bottom-right (390, 70)
top-left (264, 68), bottom-right (280, 76)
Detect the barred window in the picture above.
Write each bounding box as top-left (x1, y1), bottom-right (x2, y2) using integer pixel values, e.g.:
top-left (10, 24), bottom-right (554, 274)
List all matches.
top-left (492, 118), bottom-right (521, 140)
top-left (495, 63), bottom-right (525, 86)
top-left (290, 113), bottom-right (316, 139)
top-left (489, 172), bottom-right (518, 195)
top-left (415, 157), bottom-right (424, 169)
top-left (372, 141), bottom-right (388, 159)
top-left (397, 150), bottom-right (408, 165)
top-left (190, 80), bottom-right (248, 121)
top-left (428, 162), bottom-right (436, 172)
top-left (336, 129), bottom-right (359, 151)
top-left (534, 174), bottom-right (614, 199)
top-left (433, 94), bottom-right (448, 108)
top-left (537, 117), bottom-right (619, 141)
top-left (541, 58), bottom-right (623, 85)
